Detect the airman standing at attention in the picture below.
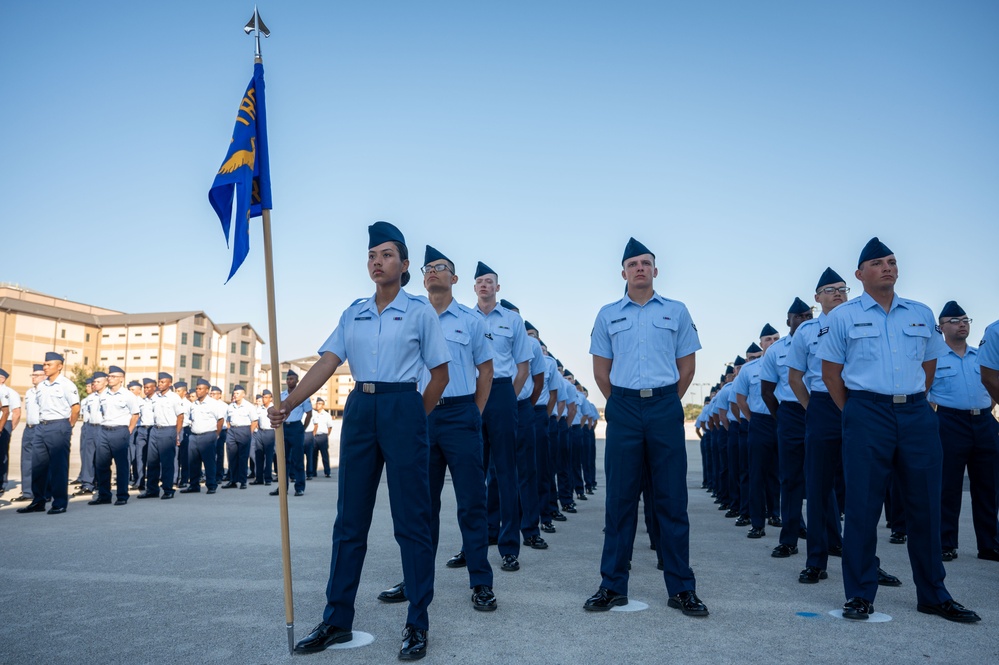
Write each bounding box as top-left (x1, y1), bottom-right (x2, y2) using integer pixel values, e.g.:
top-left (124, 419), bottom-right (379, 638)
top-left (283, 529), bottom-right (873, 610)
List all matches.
top-left (927, 301), bottom-right (999, 563)
top-left (133, 378), bottom-right (156, 492)
top-left (224, 385), bottom-right (255, 489)
top-left (734, 336), bottom-right (778, 538)
top-left (90, 366), bottom-right (140, 506)
top-left (270, 370), bottom-right (311, 497)
top-left (138, 372), bottom-right (185, 500)
top-left (0, 368), bottom-right (22, 495)
top-left (818, 237), bottom-right (979, 622)
top-left (16, 352), bottom-right (80, 515)
top-left (254, 390), bottom-right (276, 486)
top-left (173, 381), bottom-right (192, 488)
top-left (312, 398), bottom-right (334, 479)
top-left (584, 237), bottom-right (707, 617)
top-left (182, 379), bottom-right (226, 494)
top-left (74, 375), bottom-right (102, 497)
top-left (10, 365), bottom-right (45, 503)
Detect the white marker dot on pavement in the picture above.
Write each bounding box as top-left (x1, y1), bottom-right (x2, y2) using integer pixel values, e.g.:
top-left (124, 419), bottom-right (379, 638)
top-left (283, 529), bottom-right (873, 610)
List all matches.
top-left (328, 631), bottom-right (376, 649)
top-left (611, 600), bottom-right (649, 612)
top-left (828, 610), bottom-right (892, 622)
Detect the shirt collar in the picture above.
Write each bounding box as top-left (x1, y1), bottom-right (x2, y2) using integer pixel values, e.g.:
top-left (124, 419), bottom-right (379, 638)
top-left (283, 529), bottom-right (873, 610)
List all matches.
top-left (860, 291), bottom-right (903, 312)
top-left (442, 297), bottom-right (463, 320)
top-left (360, 289), bottom-right (410, 315)
top-left (619, 291), bottom-right (666, 311)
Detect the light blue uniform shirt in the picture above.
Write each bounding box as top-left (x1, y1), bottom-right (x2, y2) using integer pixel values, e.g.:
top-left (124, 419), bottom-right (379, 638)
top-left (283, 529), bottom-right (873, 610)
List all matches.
top-left (561, 382), bottom-right (577, 418)
top-left (190, 396), bottom-right (227, 434)
top-left (978, 320), bottom-right (999, 370)
top-left (817, 292), bottom-right (948, 395)
top-left (99, 386), bottom-right (140, 427)
top-left (518, 337), bottom-right (547, 401)
top-left (555, 375), bottom-right (571, 417)
top-left (570, 389), bottom-right (585, 426)
top-left (151, 390), bottom-right (186, 426)
top-left (536, 356), bottom-right (559, 408)
top-left (928, 346), bottom-right (992, 410)
top-left (760, 335), bottom-right (799, 403)
top-left (733, 357), bottom-right (768, 415)
top-left (36, 375), bottom-right (80, 420)
top-left (474, 303), bottom-right (533, 380)
top-left (590, 292), bottom-right (701, 390)
top-left (321, 288), bottom-right (451, 384)
top-left (419, 298), bottom-right (492, 398)
top-left (227, 399), bottom-right (256, 427)
top-left (138, 396), bottom-right (155, 427)
top-left (81, 392), bottom-right (100, 424)
top-left (25, 386), bottom-right (41, 426)
top-left (716, 383), bottom-right (738, 421)
top-left (787, 314), bottom-right (830, 394)
top-left (281, 390), bottom-right (313, 422)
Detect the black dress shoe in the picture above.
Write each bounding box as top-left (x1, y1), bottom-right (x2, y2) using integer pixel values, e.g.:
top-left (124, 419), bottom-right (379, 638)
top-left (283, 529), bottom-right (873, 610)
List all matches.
top-left (668, 590), bottom-right (709, 617)
top-left (16, 500), bottom-right (47, 513)
top-left (551, 511), bottom-right (567, 522)
top-left (269, 488), bottom-right (280, 496)
top-left (916, 599), bottom-right (981, 623)
top-left (501, 555), bottom-right (520, 572)
top-left (843, 597), bottom-right (874, 620)
top-left (73, 488), bottom-right (93, 496)
top-left (799, 567), bottom-right (828, 584)
top-left (747, 527), bottom-right (766, 539)
top-left (877, 567), bottom-right (902, 587)
top-left (978, 548), bottom-right (999, 562)
top-left (717, 503), bottom-right (729, 511)
top-left (114, 498), bottom-right (128, 506)
top-left (239, 483), bottom-right (247, 489)
top-left (768, 516), bottom-right (783, 528)
top-left (47, 506), bottom-right (66, 514)
top-left (222, 481), bottom-right (238, 489)
top-left (576, 492), bottom-right (588, 501)
top-left (941, 548), bottom-right (958, 562)
top-left (889, 531), bottom-right (907, 544)
top-left (583, 587), bottom-right (628, 611)
top-left (249, 480), bottom-right (264, 486)
top-left (399, 624), bottom-right (427, 661)
top-left (136, 492), bottom-right (159, 499)
top-left (563, 504), bottom-right (577, 514)
top-left (378, 582), bottom-right (408, 603)
top-left (487, 536), bottom-right (498, 546)
top-left (657, 557), bottom-right (663, 571)
top-left (12, 494), bottom-right (32, 502)
top-left (735, 516), bottom-right (751, 527)
top-left (540, 522), bottom-right (556, 534)
top-left (446, 551), bottom-right (467, 568)
top-left (471, 585), bottom-right (497, 611)
top-left (294, 490), bottom-right (304, 496)
top-left (524, 535), bottom-right (548, 550)
top-left (724, 509), bottom-right (739, 518)
top-left (206, 488), bottom-right (217, 494)
top-left (293, 622), bottom-right (352, 654)
top-left (70, 479), bottom-right (82, 486)
top-left (772, 544), bottom-right (798, 558)
top-left (179, 486), bottom-right (201, 493)
top-left (160, 492), bottom-right (175, 500)
top-left (828, 545), bottom-right (843, 557)
top-left (586, 488), bottom-right (594, 494)
top-left (87, 497), bottom-right (112, 505)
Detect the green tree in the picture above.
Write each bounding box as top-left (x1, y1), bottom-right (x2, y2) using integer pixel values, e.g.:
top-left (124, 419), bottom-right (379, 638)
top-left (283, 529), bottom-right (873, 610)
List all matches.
top-left (683, 403), bottom-right (702, 422)
top-left (67, 363), bottom-right (106, 397)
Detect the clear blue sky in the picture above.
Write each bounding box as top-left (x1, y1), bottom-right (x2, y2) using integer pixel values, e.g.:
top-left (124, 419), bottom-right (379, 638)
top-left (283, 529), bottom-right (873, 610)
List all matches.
top-left (4, 1), bottom-right (998, 406)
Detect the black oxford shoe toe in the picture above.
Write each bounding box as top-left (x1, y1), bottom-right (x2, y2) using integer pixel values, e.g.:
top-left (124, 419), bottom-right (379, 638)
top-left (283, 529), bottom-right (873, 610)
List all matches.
top-left (916, 599), bottom-right (981, 623)
top-left (798, 567), bottom-right (828, 584)
top-left (668, 590), bottom-right (708, 617)
top-left (17, 501), bottom-right (47, 513)
top-left (471, 585), bottom-right (497, 611)
top-left (771, 544), bottom-right (798, 558)
top-left (399, 625), bottom-right (427, 661)
top-left (446, 551), bottom-right (467, 568)
top-left (501, 555), bottom-right (520, 572)
top-left (843, 597), bottom-right (874, 620)
top-left (877, 568), bottom-right (902, 587)
top-left (583, 587), bottom-right (627, 611)
top-left (294, 623), bottom-right (352, 654)
top-left (378, 582), bottom-right (407, 603)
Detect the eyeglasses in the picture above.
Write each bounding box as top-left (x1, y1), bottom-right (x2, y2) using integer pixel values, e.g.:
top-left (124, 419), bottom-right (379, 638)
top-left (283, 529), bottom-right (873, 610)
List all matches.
top-left (421, 264), bottom-right (452, 275)
top-left (816, 286), bottom-right (850, 295)
top-left (943, 318), bottom-right (972, 325)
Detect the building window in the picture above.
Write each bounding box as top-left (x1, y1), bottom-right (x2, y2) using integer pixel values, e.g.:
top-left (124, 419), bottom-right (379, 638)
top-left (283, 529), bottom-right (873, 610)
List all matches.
top-left (135, 332), bottom-right (142, 337)
top-left (151, 332), bottom-right (158, 337)
top-left (86, 333), bottom-right (91, 342)
top-left (117, 356), bottom-right (124, 361)
top-left (133, 356), bottom-right (141, 360)
top-left (230, 362), bottom-right (236, 374)
top-left (150, 355), bottom-right (157, 360)
top-left (60, 329), bottom-right (66, 339)
top-left (84, 356), bottom-right (89, 365)
top-left (193, 331), bottom-right (204, 348)
top-left (231, 342), bottom-right (236, 354)
top-left (102, 333), bottom-right (110, 339)
top-left (240, 361), bottom-right (248, 376)
top-left (181, 332), bottom-right (188, 345)
top-left (192, 376), bottom-right (202, 385)
top-left (240, 341), bottom-right (249, 356)
top-left (242, 325), bottom-right (251, 335)
top-left (100, 357), bottom-right (108, 362)
top-left (191, 354), bottom-right (203, 370)
top-left (119, 333), bottom-right (125, 338)
top-left (194, 315), bottom-right (205, 325)
top-left (180, 355), bottom-right (187, 368)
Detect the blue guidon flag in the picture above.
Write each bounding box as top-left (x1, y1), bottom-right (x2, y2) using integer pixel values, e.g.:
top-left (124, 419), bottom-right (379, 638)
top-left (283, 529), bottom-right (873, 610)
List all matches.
top-left (209, 62), bottom-right (272, 282)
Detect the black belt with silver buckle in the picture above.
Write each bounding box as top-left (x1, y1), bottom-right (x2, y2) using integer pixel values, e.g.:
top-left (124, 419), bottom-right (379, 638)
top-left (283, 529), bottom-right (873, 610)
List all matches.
top-left (101, 425), bottom-right (127, 430)
top-left (356, 382), bottom-right (416, 395)
top-left (26, 424), bottom-right (36, 429)
top-left (611, 384), bottom-right (678, 399)
top-left (937, 405), bottom-right (987, 417)
top-left (491, 377), bottom-right (513, 385)
top-left (39, 418), bottom-right (69, 425)
top-left (153, 425), bottom-right (175, 429)
top-left (848, 390), bottom-right (925, 405)
top-left (437, 394), bottom-right (475, 407)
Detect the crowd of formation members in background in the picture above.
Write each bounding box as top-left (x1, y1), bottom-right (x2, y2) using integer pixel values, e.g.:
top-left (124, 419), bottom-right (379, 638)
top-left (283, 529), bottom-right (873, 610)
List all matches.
top-left (693, 243), bottom-right (999, 623)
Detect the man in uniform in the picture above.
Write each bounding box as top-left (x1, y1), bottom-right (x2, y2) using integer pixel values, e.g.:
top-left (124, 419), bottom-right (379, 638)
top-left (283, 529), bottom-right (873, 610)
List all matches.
top-left (139, 372), bottom-right (185, 500)
top-left (16, 352), bottom-right (80, 514)
top-left (255, 390), bottom-right (276, 486)
top-left (584, 238), bottom-right (707, 616)
top-left (90, 366), bottom-right (139, 505)
top-left (11, 365), bottom-right (45, 502)
top-left (927, 302), bottom-right (999, 562)
top-left (270, 370), bottom-right (311, 497)
top-left (734, 339), bottom-right (776, 537)
top-left (133, 378), bottom-right (156, 491)
top-left (224, 385), bottom-right (255, 489)
top-left (531, 339), bottom-right (560, 532)
top-left (818, 237), bottom-right (979, 622)
top-left (0, 368), bottom-right (21, 494)
top-left (74, 375), bottom-right (101, 496)
top-left (173, 381), bottom-right (191, 488)
top-left (978, 317), bottom-right (999, 561)
top-left (312, 399), bottom-right (334, 478)
top-left (182, 379), bottom-right (226, 494)
top-left (474, 261), bottom-right (532, 572)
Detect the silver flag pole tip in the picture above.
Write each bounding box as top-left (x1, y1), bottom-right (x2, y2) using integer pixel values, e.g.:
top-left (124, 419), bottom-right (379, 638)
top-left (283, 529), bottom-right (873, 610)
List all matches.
top-left (287, 623), bottom-right (295, 655)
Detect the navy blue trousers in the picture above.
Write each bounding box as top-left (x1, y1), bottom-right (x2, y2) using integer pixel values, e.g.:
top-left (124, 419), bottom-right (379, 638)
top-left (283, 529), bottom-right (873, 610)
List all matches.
top-left (146, 427), bottom-right (177, 495)
top-left (748, 413), bottom-right (778, 530)
top-left (726, 423), bottom-right (740, 510)
top-left (584, 426), bottom-right (597, 490)
top-left (707, 428), bottom-right (719, 493)
top-left (304, 432), bottom-right (316, 477)
top-left (556, 417), bottom-right (571, 506)
top-left (777, 401), bottom-right (807, 546)
top-left (255, 429), bottom-right (275, 485)
top-left (314, 433), bottom-right (331, 477)
top-left (226, 425), bottom-right (251, 484)
top-left (738, 419), bottom-right (750, 517)
top-left (32, 419), bottom-right (72, 509)
top-left (937, 409), bottom-right (999, 552)
top-left (534, 406), bottom-right (554, 522)
top-left (322, 389), bottom-right (434, 631)
top-left (570, 424), bottom-right (584, 494)
top-left (516, 399), bottom-right (541, 538)
top-left (428, 401), bottom-right (492, 588)
top-left (804, 393), bottom-right (844, 570)
top-left (188, 431), bottom-right (219, 490)
top-left (77, 422), bottom-right (97, 489)
top-left (215, 429), bottom-right (227, 483)
top-left (283, 421), bottom-right (306, 493)
top-left (95, 426), bottom-right (131, 501)
top-left (131, 426), bottom-right (149, 488)
top-left (20, 426), bottom-right (36, 499)
top-left (841, 396), bottom-right (950, 605)
top-left (546, 415), bottom-right (560, 516)
top-left (481, 381), bottom-right (520, 557)
top-left (700, 434), bottom-right (710, 488)
top-left (600, 389), bottom-right (694, 597)
top-left (177, 426), bottom-right (190, 485)
top-left (715, 425), bottom-right (730, 506)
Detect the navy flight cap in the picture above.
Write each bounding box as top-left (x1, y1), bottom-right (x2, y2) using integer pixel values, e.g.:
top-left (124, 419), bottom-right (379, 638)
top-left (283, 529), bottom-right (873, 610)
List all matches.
top-left (734, 355), bottom-right (746, 366)
top-left (939, 301), bottom-right (966, 319)
top-left (286, 369), bottom-right (298, 378)
top-left (475, 261), bottom-right (497, 279)
top-left (500, 299), bottom-right (518, 311)
top-left (424, 244), bottom-right (451, 266)
top-left (525, 320), bottom-right (537, 333)
top-left (127, 380), bottom-right (141, 388)
top-left (91, 371), bottom-right (108, 380)
top-left (788, 297), bottom-right (811, 315)
top-left (725, 366), bottom-right (735, 376)
top-left (858, 236), bottom-right (893, 268)
top-left (622, 237), bottom-right (654, 265)
top-left (746, 342), bottom-right (762, 354)
top-left (142, 377), bottom-right (156, 385)
top-left (45, 351), bottom-right (64, 362)
top-left (262, 389), bottom-right (272, 396)
top-left (368, 221), bottom-right (405, 249)
top-left (0, 369), bottom-right (7, 379)
top-left (211, 386), bottom-right (221, 392)
top-left (816, 267), bottom-right (845, 291)
top-left (85, 378), bottom-right (93, 385)
top-left (174, 381), bottom-right (187, 389)
top-left (33, 364), bottom-right (44, 372)
top-left (233, 384), bottom-right (246, 392)
top-left (196, 378), bottom-right (211, 387)
top-left (108, 365), bottom-right (125, 375)
top-left (158, 372), bottom-right (172, 381)
top-left (760, 323), bottom-right (779, 337)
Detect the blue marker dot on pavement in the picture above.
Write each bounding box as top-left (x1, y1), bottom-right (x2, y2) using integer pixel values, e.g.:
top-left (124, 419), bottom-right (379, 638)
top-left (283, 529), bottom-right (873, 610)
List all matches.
top-left (796, 612), bottom-right (820, 618)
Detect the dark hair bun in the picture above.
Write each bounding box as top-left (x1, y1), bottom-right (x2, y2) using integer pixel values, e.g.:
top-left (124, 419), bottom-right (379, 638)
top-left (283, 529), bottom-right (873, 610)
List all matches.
top-left (401, 270), bottom-right (411, 287)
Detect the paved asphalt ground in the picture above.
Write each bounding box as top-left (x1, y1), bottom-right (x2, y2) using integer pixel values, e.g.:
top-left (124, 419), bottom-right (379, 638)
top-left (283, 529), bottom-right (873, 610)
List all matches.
top-left (1, 426), bottom-right (997, 665)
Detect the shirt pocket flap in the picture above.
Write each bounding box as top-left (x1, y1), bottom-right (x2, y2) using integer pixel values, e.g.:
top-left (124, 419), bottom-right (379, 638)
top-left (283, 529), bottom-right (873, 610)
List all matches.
top-left (608, 318), bottom-right (633, 335)
top-left (445, 329), bottom-right (471, 345)
top-left (652, 317), bottom-right (679, 331)
top-left (492, 326), bottom-right (513, 338)
top-left (935, 366), bottom-right (958, 378)
top-left (848, 326), bottom-right (882, 340)
top-left (902, 325), bottom-right (932, 339)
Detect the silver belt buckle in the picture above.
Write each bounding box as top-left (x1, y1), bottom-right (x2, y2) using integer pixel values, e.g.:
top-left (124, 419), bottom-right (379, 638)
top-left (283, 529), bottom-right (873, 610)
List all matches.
top-left (971, 408), bottom-right (981, 416)
top-left (640, 388), bottom-right (653, 398)
top-left (362, 383), bottom-right (375, 394)
top-left (437, 398), bottom-right (445, 406)
top-left (892, 394), bottom-right (906, 404)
